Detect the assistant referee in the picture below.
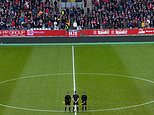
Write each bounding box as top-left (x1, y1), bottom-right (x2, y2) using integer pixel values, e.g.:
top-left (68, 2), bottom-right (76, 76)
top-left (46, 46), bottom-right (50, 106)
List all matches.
top-left (64, 92), bottom-right (71, 112)
top-left (81, 91), bottom-right (87, 112)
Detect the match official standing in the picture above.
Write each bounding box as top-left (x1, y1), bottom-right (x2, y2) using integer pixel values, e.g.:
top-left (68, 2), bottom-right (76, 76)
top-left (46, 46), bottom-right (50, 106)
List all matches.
top-left (81, 91), bottom-right (87, 112)
top-left (64, 92), bottom-right (71, 112)
top-left (72, 91), bottom-right (79, 112)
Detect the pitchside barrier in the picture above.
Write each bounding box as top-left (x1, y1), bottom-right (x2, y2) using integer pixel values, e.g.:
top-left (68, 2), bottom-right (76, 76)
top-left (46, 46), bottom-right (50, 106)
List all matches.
top-left (0, 28), bottom-right (154, 44)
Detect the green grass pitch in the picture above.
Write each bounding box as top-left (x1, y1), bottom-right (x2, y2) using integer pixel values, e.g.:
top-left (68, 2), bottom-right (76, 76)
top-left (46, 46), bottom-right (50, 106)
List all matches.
top-left (0, 44), bottom-right (154, 115)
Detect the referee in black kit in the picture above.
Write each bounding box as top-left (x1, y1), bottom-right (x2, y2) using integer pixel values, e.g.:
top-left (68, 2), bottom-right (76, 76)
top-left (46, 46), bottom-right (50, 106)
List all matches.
top-left (64, 92), bottom-right (71, 112)
top-left (72, 91), bottom-right (79, 112)
top-left (81, 91), bottom-right (87, 112)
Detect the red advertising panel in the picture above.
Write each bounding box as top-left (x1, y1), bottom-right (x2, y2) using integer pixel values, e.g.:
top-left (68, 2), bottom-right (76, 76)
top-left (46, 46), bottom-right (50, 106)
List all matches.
top-left (0, 28), bottom-right (153, 37)
top-left (27, 30), bottom-right (66, 37)
top-left (80, 28), bottom-right (154, 36)
top-left (0, 30), bottom-right (26, 37)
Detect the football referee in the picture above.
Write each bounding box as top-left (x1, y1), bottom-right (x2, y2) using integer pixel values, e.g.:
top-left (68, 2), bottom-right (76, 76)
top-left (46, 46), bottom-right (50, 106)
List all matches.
top-left (72, 91), bottom-right (79, 112)
top-left (64, 92), bottom-right (71, 112)
top-left (81, 91), bottom-right (87, 112)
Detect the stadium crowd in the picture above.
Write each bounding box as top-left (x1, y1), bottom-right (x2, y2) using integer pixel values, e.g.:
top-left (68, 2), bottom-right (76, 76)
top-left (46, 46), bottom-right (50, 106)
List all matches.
top-left (92, 0), bottom-right (154, 29)
top-left (0, 0), bottom-right (153, 30)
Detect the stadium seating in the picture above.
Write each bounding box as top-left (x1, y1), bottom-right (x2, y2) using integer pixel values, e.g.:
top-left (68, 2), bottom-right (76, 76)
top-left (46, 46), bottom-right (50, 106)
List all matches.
top-left (0, 0), bottom-right (153, 30)
top-left (91, 0), bottom-right (154, 29)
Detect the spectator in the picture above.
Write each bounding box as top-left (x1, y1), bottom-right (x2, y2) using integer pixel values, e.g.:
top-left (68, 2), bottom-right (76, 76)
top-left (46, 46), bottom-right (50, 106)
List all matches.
top-left (0, 0), bottom-right (153, 30)
top-left (91, 0), bottom-right (154, 29)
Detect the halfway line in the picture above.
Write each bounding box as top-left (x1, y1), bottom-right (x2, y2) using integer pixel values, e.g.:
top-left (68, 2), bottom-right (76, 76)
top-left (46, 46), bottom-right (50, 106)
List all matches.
top-left (72, 46), bottom-right (76, 91)
top-left (72, 46), bottom-right (77, 115)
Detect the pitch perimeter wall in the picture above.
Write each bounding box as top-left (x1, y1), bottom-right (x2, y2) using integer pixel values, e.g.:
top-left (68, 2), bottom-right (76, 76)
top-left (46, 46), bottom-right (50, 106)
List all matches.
top-left (0, 29), bottom-right (154, 44)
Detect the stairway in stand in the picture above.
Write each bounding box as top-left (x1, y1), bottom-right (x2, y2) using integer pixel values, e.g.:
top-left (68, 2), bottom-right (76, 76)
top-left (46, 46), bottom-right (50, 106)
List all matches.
top-left (84, 0), bottom-right (93, 13)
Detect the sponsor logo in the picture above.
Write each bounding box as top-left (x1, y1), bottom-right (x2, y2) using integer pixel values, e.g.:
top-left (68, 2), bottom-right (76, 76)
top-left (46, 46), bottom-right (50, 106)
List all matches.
top-left (69, 30), bottom-right (78, 37)
top-left (138, 29), bottom-right (145, 34)
top-left (145, 29), bottom-right (154, 33)
top-left (33, 30), bottom-right (45, 34)
top-left (0, 30), bottom-right (26, 36)
top-left (27, 30), bottom-right (34, 36)
top-left (97, 30), bottom-right (110, 35)
top-left (115, 30), bottom-right (127, 35)
top-left (27, 30), bottom-right (46, 36)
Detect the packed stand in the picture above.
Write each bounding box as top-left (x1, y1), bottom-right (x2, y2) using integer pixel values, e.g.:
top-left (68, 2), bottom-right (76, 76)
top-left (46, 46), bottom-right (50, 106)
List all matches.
top-left (0, 0), bottom-right (60, 30)
top-left (91, 0), bottom-right (154, 29)
top-left (0, 0), bottom-right (84, 30)
top-left (0, 0), bottom-right (154, 30)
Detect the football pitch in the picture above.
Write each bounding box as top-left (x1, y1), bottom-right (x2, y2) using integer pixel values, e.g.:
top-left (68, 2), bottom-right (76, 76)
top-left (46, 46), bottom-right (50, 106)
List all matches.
top-left (0, 43), bottom-right (154, 115)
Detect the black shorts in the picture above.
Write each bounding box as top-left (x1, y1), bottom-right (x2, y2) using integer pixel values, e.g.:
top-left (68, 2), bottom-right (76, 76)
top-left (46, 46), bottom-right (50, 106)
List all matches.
top-left (65, 101), bottom-right (71, 105)
top-left (73, 101), bottom-right (79, 105)
top-left (82, 101), bottom-right (87, 105)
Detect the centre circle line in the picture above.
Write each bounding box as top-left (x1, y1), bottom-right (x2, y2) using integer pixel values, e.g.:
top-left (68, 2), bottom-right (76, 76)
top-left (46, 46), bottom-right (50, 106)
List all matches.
top-left (0, 73), bottom-right (154, 112)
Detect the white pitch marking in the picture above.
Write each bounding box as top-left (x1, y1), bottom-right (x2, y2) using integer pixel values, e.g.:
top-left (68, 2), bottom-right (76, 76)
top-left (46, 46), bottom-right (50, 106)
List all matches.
top-left (76, 73), bottom-right (154, 84)
top-left (88, 100), bottom-right (154, 112)
top-left (0, 100), bottom-right (154, 113)
top-left (0, 73), bottom-right (72, 84)
top-left (0, 103), bottom-right (64, 113)
top-left (72, 46), bottom-right (76, 92)
top-left (0, 73), bottom-right (154, 113)
top-left (72, 46), bottom-right (77, 115)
